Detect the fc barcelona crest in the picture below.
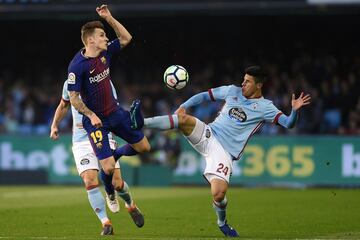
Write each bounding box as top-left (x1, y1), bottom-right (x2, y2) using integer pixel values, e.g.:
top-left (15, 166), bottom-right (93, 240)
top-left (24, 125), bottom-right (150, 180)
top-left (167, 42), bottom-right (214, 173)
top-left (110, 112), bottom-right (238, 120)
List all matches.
top-left (101, 56), bottom-right (106, 64)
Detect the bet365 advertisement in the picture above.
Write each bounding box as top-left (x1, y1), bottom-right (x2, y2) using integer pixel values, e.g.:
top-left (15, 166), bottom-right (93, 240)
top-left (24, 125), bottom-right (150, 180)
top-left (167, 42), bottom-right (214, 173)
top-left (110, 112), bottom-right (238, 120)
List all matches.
top-left (0, 135), bottom-right (359, 186)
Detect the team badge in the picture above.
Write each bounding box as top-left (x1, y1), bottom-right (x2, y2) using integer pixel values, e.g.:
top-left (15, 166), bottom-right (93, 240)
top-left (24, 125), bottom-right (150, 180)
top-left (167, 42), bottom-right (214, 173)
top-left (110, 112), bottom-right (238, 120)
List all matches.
top-left (68, 72), bottom-right (76, 84)
top-left (205, 129), bottom-right (211, 138)
top-left (229, 107), bottom-right (247, 122)
top-left (96, 142), bottom-right (103, 149)
top-left (252, 103), bottom-right (258, 110)
top-left (101, 56), bottom-right (106, 64)
top-left (80, 158), bottom-right (90, 165)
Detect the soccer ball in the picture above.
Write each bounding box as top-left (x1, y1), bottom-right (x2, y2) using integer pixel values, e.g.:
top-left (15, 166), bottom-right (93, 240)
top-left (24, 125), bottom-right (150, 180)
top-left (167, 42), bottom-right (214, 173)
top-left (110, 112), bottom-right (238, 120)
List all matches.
top-left (163, 65), bottom-right (189, 90)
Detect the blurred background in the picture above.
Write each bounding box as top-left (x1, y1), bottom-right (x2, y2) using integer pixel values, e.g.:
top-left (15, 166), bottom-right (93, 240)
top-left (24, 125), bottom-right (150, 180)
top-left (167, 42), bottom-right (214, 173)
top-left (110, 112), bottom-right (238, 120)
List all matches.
top-left (0, 0), bottom-right (359, 187)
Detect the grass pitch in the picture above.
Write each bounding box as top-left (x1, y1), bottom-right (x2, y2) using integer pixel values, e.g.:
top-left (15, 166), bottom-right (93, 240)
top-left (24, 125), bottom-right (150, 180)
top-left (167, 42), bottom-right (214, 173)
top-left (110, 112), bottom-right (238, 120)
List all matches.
top-left (0, 186), bottom-right (359, 239)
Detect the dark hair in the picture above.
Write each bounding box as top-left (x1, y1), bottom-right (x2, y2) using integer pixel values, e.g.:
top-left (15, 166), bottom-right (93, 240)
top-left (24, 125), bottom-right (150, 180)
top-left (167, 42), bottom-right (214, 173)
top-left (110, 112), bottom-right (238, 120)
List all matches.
top-left (81, 21), bottom-right (105, 45)
top-left (245, 66), bottom-right (267, 84)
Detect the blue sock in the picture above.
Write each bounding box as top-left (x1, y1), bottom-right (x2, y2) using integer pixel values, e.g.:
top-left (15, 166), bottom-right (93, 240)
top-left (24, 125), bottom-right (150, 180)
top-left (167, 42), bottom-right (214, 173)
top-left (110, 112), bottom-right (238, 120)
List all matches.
top-left (144, 115), bottom-right (178, 130)
top-left (100, 169), bottom-right (114, 195)
top-left (87, 186), bottom-right (109, 224)
top-left (113, 144), bottom-right (138, 160)
top-left (116, 181), bottom-right (133, 206)
top-left (213, 197), bottom-right (228, 227)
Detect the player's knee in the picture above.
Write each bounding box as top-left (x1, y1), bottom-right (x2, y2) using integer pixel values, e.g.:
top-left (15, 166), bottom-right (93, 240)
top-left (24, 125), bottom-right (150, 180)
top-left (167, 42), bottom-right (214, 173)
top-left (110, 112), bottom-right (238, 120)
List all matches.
top-left (213, 190), bottom-right (226, 202)
top-left (102, 165), bottom-right (115, 175)
top-left (141, 141), bottom-right (151, 153)
top-left (82, 172), bottom-right (98, 188)
top-left (177, 112), bottom-right (190, 125)
top-left (134, 139), bottom-right (151, 153)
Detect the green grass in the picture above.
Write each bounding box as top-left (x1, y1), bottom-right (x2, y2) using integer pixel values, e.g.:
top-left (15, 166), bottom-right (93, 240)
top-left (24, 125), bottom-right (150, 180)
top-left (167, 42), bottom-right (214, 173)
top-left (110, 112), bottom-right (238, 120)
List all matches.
top-left (0, 186), bottom-right (359, 239)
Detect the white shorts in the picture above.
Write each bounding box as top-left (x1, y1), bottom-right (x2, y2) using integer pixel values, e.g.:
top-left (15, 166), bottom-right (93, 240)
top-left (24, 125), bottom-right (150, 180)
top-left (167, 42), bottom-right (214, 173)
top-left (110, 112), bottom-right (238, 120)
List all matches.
top-left (72, 140), bottom-right (120, 175)
top-left (186, 119), bottom-right (233, 183)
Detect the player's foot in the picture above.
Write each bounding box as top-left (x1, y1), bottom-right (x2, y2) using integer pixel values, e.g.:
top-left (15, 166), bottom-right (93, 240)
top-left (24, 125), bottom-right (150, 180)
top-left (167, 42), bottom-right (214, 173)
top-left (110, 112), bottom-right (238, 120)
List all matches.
top-left (130, 99), bottom-right (144, 130)
top-left (126, 203), bottom-right (144, 228)
top-left (101, 220), bottom-right (114, 235)
top-left (219, 221), bottom-right (239, 237)
top-left (105, 192), bottom-right (120, 213)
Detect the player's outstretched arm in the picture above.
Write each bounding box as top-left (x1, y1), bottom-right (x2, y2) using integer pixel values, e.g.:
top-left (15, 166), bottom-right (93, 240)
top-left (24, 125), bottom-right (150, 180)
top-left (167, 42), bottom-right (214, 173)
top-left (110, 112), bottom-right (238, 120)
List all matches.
top-left (180, 91), bottom-right (212, 110)
top-left (278, 92), bottom-right (311, 129)
top-left (69, 91), bottom-right (103, 128)
top-left (96, 4), bottom-right (132, 48)
top-left (50, 100), bottom-right (70, 140)
top-left (291, 92), bottom-right (311, 111)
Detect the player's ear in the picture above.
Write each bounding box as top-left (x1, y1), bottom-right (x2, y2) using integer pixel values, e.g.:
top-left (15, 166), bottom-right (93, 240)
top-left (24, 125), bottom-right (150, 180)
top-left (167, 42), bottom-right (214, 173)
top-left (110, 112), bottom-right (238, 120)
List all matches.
top-left (256, 82), bottom-right (263, 89)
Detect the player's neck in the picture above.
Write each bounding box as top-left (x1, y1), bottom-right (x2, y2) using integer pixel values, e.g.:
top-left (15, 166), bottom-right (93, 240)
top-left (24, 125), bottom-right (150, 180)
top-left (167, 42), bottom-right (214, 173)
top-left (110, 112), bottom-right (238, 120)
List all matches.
top-left (247, 91), bottom-right (263, 99)
top-left (83, 47), bottom-right (101, 58)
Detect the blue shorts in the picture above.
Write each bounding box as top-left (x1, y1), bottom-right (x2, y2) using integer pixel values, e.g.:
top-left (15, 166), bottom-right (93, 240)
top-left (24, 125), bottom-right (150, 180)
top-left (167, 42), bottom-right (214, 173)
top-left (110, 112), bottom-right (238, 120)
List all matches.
top-left (82, 107), bottom-right (145, 160)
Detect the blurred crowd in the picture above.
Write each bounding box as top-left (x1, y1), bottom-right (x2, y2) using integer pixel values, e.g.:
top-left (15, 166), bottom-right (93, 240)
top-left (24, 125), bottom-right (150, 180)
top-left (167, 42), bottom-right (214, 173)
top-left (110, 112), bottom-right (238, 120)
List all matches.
top-left (1, 52), bottom-right (359, 136)
top-left (1, 16), bottom-right (359, 165)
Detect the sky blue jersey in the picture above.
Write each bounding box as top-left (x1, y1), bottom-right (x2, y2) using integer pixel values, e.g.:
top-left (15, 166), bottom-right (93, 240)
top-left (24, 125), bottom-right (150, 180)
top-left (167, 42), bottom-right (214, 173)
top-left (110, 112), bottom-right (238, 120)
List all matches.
top-left (183, 85), bottom-right (282, 160)
top-left (62, 80), bottom-right (118, 143)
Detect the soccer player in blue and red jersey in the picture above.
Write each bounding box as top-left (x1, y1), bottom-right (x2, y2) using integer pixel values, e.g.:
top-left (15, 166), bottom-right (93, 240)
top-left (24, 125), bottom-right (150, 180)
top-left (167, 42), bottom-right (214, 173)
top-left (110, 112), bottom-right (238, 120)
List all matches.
top-left (67, 4), bottom-right (150, 235)
top-left (138, 66), bottom-right (311, 237)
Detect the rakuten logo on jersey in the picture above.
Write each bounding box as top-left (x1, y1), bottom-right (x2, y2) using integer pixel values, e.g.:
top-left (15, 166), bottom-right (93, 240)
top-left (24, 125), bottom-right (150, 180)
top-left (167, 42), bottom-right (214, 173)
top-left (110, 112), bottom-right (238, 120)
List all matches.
top-left (89, 68), bottom-right (110, 83)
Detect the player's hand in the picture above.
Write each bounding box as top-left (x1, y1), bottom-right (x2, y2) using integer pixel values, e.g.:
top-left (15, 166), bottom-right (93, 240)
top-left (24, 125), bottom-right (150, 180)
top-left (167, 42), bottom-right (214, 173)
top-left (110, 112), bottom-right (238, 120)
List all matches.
top-left (96, 4), bottom-right (112, 20)
top-left (291, 92), bottom-right (311, 111)
top-left (50, 126), bottom-right (59, 140)
top-left (175, 107), bottom-right (186, 115)
top-left (90, 113), bottom-right (103, 128)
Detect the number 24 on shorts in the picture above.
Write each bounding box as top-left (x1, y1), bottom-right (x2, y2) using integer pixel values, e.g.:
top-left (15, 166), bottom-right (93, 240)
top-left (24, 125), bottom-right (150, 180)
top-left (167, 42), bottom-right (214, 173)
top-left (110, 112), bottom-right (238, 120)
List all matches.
top-left (216, 163), bottom-right (229, 176)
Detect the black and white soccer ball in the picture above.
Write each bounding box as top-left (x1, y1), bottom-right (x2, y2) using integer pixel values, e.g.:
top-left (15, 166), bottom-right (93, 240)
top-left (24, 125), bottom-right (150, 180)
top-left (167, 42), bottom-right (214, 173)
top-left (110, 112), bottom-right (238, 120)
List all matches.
top-left (163, 65), bottom-right (189, 90)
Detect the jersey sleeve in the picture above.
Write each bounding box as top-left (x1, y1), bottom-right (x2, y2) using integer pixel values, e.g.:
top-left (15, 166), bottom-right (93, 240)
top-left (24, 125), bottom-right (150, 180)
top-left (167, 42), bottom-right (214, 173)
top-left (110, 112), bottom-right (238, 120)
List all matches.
top-left (264, 102), bottom-right (283, 123)
top-left (67, 61), bottom-right (83, 92)
top-left (62, 80), bottom-right (70, 102)
top-left (107, 39), bottom-right (121, 59)
top-left (210, 85), bottom-right (232, 100)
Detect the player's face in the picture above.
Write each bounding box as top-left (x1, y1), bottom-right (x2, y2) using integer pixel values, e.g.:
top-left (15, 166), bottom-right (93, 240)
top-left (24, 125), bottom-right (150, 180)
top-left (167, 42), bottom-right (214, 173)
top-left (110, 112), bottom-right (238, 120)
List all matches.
top-left (241, 74), bottom-right (260, 98)
top-left (92, 28), bottom-right (109, 51)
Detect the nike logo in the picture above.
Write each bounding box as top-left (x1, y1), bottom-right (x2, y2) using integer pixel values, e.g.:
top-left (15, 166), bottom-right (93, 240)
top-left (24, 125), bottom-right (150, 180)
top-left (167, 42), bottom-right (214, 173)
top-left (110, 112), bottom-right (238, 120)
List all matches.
top-left (90, 69), bottom-right (96, 74)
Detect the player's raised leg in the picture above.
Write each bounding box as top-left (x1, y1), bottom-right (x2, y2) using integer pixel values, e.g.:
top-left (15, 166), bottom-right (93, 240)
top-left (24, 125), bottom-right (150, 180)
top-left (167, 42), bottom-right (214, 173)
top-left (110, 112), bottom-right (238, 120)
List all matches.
top-left (131, 99), bottom-right (196, 136)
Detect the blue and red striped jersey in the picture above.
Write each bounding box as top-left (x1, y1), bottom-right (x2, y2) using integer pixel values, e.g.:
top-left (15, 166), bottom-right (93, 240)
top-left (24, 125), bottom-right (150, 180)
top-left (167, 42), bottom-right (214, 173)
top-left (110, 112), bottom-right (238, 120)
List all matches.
top-left (67, 39), bottom-right (121, 116)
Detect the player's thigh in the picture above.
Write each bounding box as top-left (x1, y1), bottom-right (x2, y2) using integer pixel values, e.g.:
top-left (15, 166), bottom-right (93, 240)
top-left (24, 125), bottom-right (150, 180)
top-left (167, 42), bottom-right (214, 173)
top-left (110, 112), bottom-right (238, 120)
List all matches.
top-left (72, 141), bottom-right (100, 176)
top-left (109, 109), bottom-right (145, 145)
top-left (82, 116), bottom-right (113, 160)
top-left (203, 137), bottom-right (233, 183)
top-left (186, 119), bottom-right (210, 153)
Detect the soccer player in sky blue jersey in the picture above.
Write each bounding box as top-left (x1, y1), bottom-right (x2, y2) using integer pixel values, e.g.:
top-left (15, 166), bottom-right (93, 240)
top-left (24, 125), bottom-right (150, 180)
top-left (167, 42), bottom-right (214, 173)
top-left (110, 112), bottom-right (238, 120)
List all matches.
top-left (139, 66), bottom-right (311, 237)
top-left (66, 4), bottom-right (149, 235)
